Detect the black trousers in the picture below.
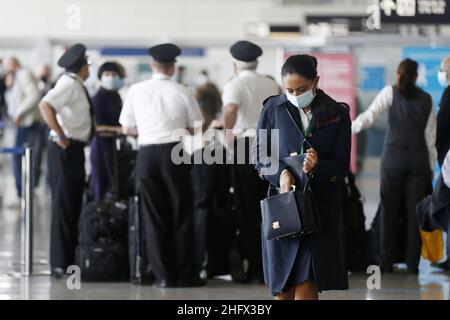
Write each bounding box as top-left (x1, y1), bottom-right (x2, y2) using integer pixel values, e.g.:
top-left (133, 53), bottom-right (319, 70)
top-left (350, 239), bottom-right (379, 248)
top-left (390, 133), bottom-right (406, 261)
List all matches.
top-left (191, 147), bottom-right (234, 276)
top-left (47, 140), bottom-right (85, 270)
top-left (230, 137), bottom-right (268, 279)
top-left (380, 145), bottom-right (431, 270)
top-left (136, 143), bottom-right (196, 281)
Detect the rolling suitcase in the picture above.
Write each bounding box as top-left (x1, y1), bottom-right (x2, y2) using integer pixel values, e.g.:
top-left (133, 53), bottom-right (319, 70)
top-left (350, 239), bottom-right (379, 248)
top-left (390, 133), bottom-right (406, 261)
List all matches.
top-left (75, 133), bottom-right (131, 282)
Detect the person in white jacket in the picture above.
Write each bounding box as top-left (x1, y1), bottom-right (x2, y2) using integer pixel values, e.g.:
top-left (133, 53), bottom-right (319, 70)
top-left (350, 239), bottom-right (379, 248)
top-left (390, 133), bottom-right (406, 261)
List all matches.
top-left (4, 57), bottom-right (42, 198)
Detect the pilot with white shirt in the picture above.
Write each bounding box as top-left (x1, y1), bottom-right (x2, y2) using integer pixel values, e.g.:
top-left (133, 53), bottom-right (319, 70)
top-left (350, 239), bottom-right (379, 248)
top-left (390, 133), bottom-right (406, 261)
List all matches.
top-left (119, 43), bottom-right (205, 288)
top-left (352, 58), bottom-right (436, 274)
top-left (222, 40), bottom-right (280, 283)
top-left (39, 44), bottom-right (93, 278)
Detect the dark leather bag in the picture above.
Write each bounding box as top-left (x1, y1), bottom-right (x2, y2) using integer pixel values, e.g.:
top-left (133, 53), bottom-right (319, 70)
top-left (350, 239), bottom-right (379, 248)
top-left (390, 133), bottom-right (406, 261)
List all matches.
top-left (261, 177), bottom-right (321, 241)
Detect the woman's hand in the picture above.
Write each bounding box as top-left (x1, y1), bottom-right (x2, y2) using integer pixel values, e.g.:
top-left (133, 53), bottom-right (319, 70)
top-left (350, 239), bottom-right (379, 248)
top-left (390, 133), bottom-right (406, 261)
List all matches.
top-left (279, 170), bottom-right (295, 193)
top-left (303, 148), bottom-right (318, 174)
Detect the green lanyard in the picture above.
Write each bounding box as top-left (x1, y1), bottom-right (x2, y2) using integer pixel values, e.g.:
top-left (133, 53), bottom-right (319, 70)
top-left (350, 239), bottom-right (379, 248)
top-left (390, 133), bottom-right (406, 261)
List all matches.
top-left (299, 116), bottom-right (314, 154)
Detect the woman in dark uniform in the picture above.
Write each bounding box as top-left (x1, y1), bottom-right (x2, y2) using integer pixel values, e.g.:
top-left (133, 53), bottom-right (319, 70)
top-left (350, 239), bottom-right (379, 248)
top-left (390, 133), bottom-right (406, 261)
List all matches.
top-left (90, 62), bottom-right (125, 201)
top-left (253, 54), bottom-right (351, 300)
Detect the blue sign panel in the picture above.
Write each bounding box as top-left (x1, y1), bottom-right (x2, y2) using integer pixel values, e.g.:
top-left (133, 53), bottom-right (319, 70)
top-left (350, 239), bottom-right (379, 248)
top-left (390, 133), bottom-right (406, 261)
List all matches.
top-left (361, 66), bottom-right (386, 91)
top-left (100, 47), bottom-right (205, 57)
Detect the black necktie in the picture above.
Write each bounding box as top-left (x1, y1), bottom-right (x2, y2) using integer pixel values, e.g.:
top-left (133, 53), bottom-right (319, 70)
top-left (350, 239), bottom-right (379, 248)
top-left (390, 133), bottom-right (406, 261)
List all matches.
top-left (81, 85), bottom-right (95, 141)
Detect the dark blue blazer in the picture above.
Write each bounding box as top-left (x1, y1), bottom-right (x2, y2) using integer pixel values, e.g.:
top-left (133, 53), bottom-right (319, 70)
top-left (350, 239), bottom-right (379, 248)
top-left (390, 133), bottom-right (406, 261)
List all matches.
top-left (252, 89), bottom-right (351, 293)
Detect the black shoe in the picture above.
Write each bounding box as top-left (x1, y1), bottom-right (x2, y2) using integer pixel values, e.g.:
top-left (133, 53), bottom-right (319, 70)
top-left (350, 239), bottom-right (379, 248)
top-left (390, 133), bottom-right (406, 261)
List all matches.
top-left (177, 277), bottom-right (206, 288)
top-left (153, 279), bottom-right (177, 288)
top-left (51, 267), bottom-right (68, 279)
top-left (229, 250), bottom-right (247, 283)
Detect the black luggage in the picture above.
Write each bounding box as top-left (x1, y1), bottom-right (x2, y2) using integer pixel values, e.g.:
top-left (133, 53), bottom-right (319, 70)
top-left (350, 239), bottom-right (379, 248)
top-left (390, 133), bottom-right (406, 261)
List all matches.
top-left (75, 133), bottom-right (134, 282)
top-left (115, 136), bottom-right (137, 200)
top-left (128, 194), bottom-right (153, 284)
top-left (76, 199), bottom-right (129, 282)
top-left (340, 173), bottom-right (369, 271)
top-left (76, 241), bottom-right (128, 282)
top-left (78, 200), bottom-right (128, 244)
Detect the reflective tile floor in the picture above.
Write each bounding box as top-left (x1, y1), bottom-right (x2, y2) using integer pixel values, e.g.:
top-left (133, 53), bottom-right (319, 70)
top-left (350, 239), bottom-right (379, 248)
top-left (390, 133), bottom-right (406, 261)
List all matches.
top-left (0, 127), bottom-right (449, 300)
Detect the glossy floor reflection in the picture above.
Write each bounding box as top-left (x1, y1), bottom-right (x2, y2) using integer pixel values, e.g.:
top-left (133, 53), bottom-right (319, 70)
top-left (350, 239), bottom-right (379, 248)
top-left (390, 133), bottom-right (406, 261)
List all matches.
top-left (0, 127), bottom-right (449, 300)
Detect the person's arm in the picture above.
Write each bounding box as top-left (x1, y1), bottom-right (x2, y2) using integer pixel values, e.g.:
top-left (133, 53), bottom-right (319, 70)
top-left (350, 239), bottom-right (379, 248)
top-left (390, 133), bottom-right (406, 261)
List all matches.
top-left (223, 103), bottom-right (238, 130)
top-left (313, 106), bottom-right (351, 183)
top-left (352, 85), bottom-right (393, 134)
top-left (251, 104), bottom-right (288, 188)
top-left (39, 80), bottom-right (73, 148)
top-left (96, 125), bottom-right (124, 135)
top-left (424, 98), bottom-right (437, 173)
top-left (121, 126), bottom-right (138, 137)
top-left (221, 82), bottom-right (241, 130)
top-left (185, 89), bottom-right (204, 134)
top-left (39, 100), bottom-right (69, 148)
top-left (119, 86), bottom-right (138, 137)
top-left (15, 71), bottom-right (41, 124)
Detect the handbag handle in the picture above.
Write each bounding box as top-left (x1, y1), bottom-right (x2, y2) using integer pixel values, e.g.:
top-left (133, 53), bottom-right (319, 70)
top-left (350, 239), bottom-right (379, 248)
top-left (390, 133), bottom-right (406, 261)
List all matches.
top-left (273, 178), bottom-right (310, 196)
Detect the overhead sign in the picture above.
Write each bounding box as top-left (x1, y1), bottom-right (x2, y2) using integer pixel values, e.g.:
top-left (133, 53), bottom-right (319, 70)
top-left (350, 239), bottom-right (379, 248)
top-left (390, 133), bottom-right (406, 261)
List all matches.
top-left (380, 0), bottom-right (450, 24)
top-left (306, 15), bottom-right (399, 36)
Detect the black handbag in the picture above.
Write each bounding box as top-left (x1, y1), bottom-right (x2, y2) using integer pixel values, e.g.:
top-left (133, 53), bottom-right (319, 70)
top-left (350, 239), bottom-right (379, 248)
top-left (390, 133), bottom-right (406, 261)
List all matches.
top-left (261, 177), bottom-right (321, 241)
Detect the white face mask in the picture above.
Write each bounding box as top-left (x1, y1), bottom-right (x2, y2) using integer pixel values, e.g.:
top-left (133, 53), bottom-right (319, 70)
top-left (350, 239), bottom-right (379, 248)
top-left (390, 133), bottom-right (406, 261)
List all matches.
top-left (438, 70), bottom-right (448, 87)
top-left (286, 89), bottom-right (316, 109)
top-left (101, 75), bottom-right (123, 91)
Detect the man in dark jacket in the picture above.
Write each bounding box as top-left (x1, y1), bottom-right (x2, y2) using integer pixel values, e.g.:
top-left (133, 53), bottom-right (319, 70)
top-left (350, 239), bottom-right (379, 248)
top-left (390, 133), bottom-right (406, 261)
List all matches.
top-left (437, 56), bottom-right (450, 166)
top-left (417, 150), bottom-right (450, 270)
top-left (432, 57), bottom-right (450, 270)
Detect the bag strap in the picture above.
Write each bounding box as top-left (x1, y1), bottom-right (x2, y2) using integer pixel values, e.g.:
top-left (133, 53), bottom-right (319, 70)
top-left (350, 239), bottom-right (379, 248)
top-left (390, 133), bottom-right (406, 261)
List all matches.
top-left (284, 104), bottom-right (313, 150)
top-left (283, 104), bottom-right (314, 192)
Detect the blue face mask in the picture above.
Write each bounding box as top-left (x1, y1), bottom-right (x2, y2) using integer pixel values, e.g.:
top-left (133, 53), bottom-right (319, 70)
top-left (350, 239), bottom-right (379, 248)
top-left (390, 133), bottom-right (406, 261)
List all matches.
top-left (113, 77), bottom-right (125, 90)
top-left (286, 88), bottom-right (316, 109)
top-left (101, 75), bottom-right (124, 91)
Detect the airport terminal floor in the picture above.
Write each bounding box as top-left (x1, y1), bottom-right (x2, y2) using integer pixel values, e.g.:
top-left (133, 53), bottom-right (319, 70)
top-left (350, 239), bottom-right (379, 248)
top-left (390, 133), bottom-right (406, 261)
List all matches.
top-left (0, 126), bottom-right (448, 301)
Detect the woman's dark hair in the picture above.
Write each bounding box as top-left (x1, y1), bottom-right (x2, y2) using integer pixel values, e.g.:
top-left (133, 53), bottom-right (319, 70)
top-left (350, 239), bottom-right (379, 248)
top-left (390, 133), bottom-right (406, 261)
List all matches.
top-left (281, 54), bottom-right (318, 80)
top-left (97, 61), bottom-right (121, 80)
top-left (397, 58), bottom-right (418, 99)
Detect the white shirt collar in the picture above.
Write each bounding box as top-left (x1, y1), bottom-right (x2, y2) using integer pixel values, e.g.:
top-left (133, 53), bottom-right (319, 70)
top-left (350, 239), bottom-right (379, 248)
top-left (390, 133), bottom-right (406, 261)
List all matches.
top-left (65, 72), bottom-right (84, 82)
top-left (152, 73), bottom-right (171, 80)
top-left (238, 70), bottom-right (258, 78)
